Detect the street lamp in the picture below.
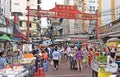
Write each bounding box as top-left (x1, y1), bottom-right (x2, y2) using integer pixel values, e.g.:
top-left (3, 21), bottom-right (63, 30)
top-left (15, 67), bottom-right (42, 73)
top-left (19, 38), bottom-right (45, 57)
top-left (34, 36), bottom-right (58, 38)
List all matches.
top-left (27, 0), bottom-right (30, 43)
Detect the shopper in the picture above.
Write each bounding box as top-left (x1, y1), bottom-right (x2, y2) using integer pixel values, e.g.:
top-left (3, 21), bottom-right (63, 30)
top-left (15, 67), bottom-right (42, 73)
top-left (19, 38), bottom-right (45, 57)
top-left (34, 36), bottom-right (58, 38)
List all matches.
top-left (52, 48), bottom-right (60, 70)
top-left (0, 51), bottom-right (8, 69)
top-left (88, 48), bottom-right (93, 66)
top-left (75, 47), bottom-right (83, 71)
top-left (82, 48), bottom-right (89, 67)
top-left (63, 46), bottom-right (68, 62)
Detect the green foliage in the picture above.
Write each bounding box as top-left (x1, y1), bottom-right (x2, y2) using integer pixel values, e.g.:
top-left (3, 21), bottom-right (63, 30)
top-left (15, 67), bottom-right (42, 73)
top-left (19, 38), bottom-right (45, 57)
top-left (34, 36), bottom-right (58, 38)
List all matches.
top-left (97, 55), bottom-right (107, 63)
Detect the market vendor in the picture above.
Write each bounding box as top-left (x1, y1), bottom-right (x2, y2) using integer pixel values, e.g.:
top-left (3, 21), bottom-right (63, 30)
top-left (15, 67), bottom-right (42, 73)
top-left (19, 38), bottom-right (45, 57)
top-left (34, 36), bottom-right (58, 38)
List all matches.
top-left (0, 51), bottom-right (8, 69)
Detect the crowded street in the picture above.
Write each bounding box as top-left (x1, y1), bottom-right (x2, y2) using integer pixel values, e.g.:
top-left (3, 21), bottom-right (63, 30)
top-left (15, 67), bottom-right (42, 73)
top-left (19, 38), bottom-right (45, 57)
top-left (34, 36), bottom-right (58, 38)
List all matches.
top-left (1, 0), bottom-right (120, 77)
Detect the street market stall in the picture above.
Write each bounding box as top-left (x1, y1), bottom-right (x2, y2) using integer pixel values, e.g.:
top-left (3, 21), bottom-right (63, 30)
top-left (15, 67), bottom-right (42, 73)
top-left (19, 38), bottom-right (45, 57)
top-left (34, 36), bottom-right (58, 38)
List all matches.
top-left (91, 54), bottom-right (118, 77)
top-left (0, 43), bottom-right (36, 77)
top-left (0, 56), bottom-right (36, 77)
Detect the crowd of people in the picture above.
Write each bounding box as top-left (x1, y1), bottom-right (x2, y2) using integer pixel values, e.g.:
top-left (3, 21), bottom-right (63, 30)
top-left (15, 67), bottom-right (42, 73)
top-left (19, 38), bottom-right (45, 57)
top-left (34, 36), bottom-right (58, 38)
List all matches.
top-left (1, 44), bottom-right (120, 77)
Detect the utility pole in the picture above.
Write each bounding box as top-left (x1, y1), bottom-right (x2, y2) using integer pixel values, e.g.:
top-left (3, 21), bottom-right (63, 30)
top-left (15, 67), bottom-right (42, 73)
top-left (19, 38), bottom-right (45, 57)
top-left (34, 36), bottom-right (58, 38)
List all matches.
top-left (27, 0), bottom-right (30, 43)
top-left (37, 0), bottom-right (42, 43)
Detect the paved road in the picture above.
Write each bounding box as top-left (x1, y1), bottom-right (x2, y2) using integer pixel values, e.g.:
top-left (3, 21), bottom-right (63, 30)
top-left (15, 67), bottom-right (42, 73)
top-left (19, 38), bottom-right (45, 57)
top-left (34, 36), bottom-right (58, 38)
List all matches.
top-left (45, 61), bottom-right (92, 77)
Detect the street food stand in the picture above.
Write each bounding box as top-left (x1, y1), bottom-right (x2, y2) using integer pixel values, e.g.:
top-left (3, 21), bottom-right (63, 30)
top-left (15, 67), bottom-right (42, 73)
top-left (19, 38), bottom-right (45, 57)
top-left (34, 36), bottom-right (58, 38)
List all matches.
top-left (0, 56), bottom-right (36, 77)
top-left (0, 43), bottom-right (36, 77)
top-left (91, 54), bottom-right (118, 77)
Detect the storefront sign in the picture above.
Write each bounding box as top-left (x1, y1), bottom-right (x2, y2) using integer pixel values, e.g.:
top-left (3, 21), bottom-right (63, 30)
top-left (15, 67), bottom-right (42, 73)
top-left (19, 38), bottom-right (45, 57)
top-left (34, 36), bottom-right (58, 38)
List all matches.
top-left (110, 22), bottom-right (120, 32)
top-left (98, 24), bottom-right (110, 34)
top-left (70, 37), bottom-right (88, 41)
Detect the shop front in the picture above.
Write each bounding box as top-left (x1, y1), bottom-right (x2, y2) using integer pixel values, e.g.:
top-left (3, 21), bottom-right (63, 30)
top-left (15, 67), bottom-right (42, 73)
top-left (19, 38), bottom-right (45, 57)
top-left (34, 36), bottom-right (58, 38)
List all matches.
top-left (98, 19), bottom-right (120, 51)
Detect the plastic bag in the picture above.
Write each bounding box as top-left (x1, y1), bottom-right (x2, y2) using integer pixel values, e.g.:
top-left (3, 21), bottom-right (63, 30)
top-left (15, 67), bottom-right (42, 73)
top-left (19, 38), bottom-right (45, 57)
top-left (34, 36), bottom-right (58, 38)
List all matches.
top-left (50, 61), bottom-right (54, 66)
top-left (105, 63), bottom-right (118, 73)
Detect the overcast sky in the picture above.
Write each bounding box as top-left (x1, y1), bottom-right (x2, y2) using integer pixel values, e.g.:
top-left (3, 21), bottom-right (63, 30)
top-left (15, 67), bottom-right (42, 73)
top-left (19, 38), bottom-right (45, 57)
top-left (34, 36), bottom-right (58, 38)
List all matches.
top-left (40, 0), bottom-right (64, 28)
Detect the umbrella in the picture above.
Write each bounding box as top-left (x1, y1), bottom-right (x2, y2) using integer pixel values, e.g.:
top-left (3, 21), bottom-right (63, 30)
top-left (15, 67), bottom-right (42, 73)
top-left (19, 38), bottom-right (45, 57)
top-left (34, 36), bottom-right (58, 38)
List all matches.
top-left (0, 34), bottom-right (11, 41)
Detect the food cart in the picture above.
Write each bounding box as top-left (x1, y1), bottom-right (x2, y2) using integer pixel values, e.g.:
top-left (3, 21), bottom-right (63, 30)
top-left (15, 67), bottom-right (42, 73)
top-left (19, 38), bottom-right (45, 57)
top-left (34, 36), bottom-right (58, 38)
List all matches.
top-left (91, 54), bottom-right (118, 77)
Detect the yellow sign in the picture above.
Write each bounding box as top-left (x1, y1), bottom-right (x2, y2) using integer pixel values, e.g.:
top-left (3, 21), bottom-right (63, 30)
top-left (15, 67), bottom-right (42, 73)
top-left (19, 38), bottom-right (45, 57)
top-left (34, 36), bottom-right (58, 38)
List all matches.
top-left (76, 14), bottom-right (96, 19)
top-left (98, 67), bottom-right (112, 77)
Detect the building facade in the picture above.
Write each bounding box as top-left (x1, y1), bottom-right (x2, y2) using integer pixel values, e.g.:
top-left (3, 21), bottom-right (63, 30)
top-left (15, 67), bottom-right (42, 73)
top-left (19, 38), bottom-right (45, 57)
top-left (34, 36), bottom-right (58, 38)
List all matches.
top-left (9, 0), bottom-right (41, 42)
top-left (0, 0), bottom-right (12, 34)
top-left (99, 0), bottom-right (120, 26)
top-left (62, 0), bottom-right (98, 41)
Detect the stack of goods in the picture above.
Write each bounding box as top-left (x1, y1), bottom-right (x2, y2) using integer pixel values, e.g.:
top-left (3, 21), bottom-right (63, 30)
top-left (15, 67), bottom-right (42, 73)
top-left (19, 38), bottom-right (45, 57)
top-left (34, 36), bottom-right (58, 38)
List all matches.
top-left (97, 54), bottom-right (107, 64)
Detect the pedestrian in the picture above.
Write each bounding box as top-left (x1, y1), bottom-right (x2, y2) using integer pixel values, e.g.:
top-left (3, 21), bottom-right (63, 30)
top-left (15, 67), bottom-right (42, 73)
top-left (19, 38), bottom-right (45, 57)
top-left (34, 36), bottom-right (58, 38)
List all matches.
top-left (52, 48), bottom-right (60, 70)
top-left (63, 46), bottom-right (68, 62)
top-left (82, 48), bottom-right (88, 67)
top-left (0, 51), bottom-right (9, 69)
top-left (42, 49), bottom-right (49, 71)
top-left (75, 47), bottom-right (83, 71)
top-left (88, 48), bottom-right (93, 66)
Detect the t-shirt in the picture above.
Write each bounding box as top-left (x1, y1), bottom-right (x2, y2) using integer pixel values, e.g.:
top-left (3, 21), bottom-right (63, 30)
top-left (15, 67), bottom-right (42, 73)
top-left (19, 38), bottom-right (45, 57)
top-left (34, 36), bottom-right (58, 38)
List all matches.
top-left (75, 50), bottom-right (83, 61)
top-left (52, 51), bottom-right (60, 60)
top-left (43, 53), bottom-right (48, 60)
top-left (0, 57), bottom-right (8, 69)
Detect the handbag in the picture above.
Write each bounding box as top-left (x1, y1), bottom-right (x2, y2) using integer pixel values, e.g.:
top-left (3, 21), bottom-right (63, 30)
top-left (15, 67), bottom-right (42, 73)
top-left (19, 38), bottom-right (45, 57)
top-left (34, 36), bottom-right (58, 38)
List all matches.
top-left (50, 60), bottom-right (54, 66)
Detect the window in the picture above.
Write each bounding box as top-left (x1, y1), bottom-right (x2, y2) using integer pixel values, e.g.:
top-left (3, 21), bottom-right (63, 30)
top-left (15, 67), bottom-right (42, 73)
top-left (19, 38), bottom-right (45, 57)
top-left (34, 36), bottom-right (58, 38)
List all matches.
top-left (29, 23), bottom-right (31, 28)
top-left (93, 6), bottom-right (95, 11)
top-left (89, 6), bottom-right (95, 11)
top-left (89, 0), bottom-right (95, 3)
top-left (19, 21), bottom-right (22, 27)
top-left (74, 23), bottom-right (78, 28)
top-left (90, 6), bottom-right (92, 11)
top-left (37, 0), bottom-right (41, 4)
top-left (37, 6), bottom-right (40, 10)
top-left (65, 0), bottom-right (69, 4)
top-left (23, 21), bottom-right (27, 27)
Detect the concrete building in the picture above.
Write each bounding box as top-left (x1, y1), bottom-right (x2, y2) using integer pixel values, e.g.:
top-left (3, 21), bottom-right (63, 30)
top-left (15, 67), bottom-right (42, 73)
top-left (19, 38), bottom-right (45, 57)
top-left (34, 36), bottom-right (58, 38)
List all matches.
top-left (62, 0), bottom-right (98, 41)
top-left (0, 0), bottom-right (10, 18)
top-left (9, 0), bottom-right (41, 42)
top-left (99, 0), bottom-right (120, 26)
top-left (0, 0), bottom-right (12, 34)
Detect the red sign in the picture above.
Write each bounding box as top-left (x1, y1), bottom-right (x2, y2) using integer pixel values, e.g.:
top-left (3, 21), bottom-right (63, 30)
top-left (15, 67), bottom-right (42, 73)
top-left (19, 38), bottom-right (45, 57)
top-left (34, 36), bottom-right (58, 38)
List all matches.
top-left (27, 4), bottom-right (97, 20)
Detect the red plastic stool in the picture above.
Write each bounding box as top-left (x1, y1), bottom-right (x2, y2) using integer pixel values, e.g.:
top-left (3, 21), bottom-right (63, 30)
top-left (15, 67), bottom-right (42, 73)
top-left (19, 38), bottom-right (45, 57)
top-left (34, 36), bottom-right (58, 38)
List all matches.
top-left (38, 67), bottom-right (45, 77)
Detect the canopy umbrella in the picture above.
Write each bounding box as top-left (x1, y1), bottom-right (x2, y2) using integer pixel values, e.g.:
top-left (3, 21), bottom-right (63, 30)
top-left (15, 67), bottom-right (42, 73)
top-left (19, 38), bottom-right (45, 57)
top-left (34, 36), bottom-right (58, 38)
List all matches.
top-left (0, 34), bottom-right (11, 41)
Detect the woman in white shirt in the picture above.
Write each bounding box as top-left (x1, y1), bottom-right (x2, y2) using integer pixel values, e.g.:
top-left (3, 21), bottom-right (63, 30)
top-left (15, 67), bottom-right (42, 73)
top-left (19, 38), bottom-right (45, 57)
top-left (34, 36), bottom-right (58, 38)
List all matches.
top-left (52, 48), bottom-right (60, 70)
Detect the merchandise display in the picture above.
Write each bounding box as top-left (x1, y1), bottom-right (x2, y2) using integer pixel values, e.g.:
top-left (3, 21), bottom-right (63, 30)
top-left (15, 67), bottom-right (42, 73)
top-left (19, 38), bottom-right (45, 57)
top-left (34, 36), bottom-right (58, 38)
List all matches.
top-left (91, 53), bottom-right (118, 77)
top-left (0, 65), bottom-right (29, 77)
top-left (0, 56), bottom-right (36, 77)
